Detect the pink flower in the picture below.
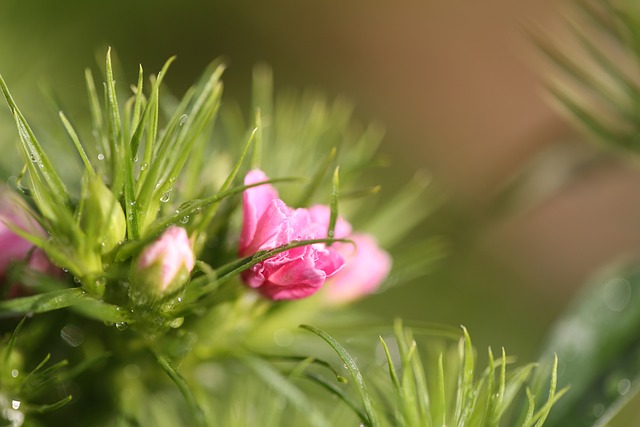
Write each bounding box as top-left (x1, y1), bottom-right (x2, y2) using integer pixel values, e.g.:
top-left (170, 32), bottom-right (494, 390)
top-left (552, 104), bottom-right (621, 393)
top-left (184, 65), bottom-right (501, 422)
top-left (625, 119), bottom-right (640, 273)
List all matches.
top-left (0, 187), bottom-right (53, 280)
top-left (6, 248), bottom-right (62, 298)
top-left (325, 233), bottom-right (391, 304)
top-left (133, 226), bottom-right (195, 299)
top-left (239, 169), bottom-right (348, 300)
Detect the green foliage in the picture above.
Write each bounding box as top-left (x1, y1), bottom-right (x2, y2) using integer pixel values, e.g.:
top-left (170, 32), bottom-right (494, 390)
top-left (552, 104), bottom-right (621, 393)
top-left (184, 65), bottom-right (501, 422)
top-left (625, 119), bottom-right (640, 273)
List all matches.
top-left (0, 50), bottom-right (446, 426)
top-left (526, 263), bottom-right (640, 426)
top-left (532, 0), bottom-right (640, 153)
top-left (531, 2), bottom-right (640, 425)
top-left (299, 322), bottom-right (565, 427)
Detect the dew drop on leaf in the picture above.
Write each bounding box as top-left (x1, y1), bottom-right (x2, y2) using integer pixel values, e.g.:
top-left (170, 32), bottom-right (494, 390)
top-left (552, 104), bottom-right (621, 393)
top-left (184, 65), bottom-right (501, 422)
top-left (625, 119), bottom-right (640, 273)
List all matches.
top-left (160, 193), bottom-right (170, 203)
top-left (123, 364), bottom-right (140, 379)
top-left (115, 322), bottom-right (128, 331)
top-left (618, 378), bottom-right (631, 396)
top-left (592, 403), bottom-right (605, 418)
top-left (97, 153), bottom-right (105, 161)
top-left (603, 278), bottom-right (632, 312)
top-left (168, 317), bottom-right (184, 329)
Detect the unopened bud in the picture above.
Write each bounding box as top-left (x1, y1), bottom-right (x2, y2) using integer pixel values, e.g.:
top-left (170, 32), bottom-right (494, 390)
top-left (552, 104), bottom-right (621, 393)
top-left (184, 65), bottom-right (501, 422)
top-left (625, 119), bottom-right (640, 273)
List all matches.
top-left (130, 226), bottom-right (195, 303)
top-left (80, 173), bottom-right (126, 254)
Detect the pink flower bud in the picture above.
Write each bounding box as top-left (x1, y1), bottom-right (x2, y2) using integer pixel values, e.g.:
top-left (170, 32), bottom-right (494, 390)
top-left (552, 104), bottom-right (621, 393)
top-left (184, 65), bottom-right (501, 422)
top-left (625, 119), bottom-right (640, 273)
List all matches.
top-left (325, 234), bottom-right (391, 305)
top-left (0, 186), bottom-right (60, 298)
top-left (132, 226), bottom-right (195, 300)
top-left (0, 187), bottom-right (51, 280)
top-left (6, 248), bottom-right (62, 298)
top-left (239, 169), bottom-right (348, 300)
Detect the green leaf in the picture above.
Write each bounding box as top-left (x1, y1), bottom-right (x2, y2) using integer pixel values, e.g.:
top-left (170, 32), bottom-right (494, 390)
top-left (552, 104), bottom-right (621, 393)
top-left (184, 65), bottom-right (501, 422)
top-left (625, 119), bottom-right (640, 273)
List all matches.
top-left (526, 263), bottom-right (640, 426)
top-left (379, 336), bottom-right (401, 392)
top-left (2, 317), bottom-right (26, 376)
top-left (453, 327), bottom-right (475, 425)
top-left (105, 47), bottom-right (124, 193)
top-left (0, 74), bottom-right (69, 203)
top-left (303, 371), bottom-right (368, 422)
top-left (27, 395), bottom-right (73, 414)
top-left (156, 354), bottom-right (206, 427)
top-left (243, 355), bottom-right (331, 427)
top-left (300, 324), bottom-right (380, 427)
top-left (59, 111), bottom-right (95, 175)
top-left (326, 166), bottom-right (340, 243)
top-left (0, 288), bottom-right (131, 323)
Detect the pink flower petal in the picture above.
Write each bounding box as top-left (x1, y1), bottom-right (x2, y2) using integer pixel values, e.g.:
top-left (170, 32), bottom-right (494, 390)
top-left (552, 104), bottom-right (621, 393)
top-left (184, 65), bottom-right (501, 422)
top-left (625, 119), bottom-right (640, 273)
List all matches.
top-left (238, 170), bottom-right (354, 301)
top-left (239, 169), bottom-right (280, 253)
top-left (326, 234), bottom-right (391, 304)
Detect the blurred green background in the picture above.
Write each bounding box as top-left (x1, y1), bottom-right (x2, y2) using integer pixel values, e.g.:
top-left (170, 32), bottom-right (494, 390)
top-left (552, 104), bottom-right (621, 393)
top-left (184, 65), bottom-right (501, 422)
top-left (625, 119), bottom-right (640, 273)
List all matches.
top-left (3, 0), bottom-right (640, 390)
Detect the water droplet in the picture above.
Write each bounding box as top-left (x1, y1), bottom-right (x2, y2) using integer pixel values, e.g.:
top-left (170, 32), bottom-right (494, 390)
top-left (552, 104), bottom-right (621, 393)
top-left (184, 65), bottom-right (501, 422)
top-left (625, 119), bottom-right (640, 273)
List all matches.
top-left (115, 322), bottom-right (128, 331)
top-left (123, 364), bottom-right (140, 379)
top-left (180, 215), bottom-right (190, 224)
top-left (97, 153), bottom-right (105, 161)
top-left (11, 400), bottom-right (20, 410)
top-left (618, 378), bottom-right (631, 395)
top-left (593, 403), bottom-right (605, 418)
top-left (160, 193), bottom-right (171, 203)
top-left (140, 163), bottom-right (148, 171)
top-left (177, 297), bottom-right (183, 302)
top-left (168, 317), bottom-right (184, 329)
top-left (603, 278), bottom-right (632, 312)
top-left (29, 154), bottom-right (37, 162)
top-left (179, 114), bottom-right (189, 126)
top-left (273, 329), bottom-right (293, 347)
top-left (73, 276), bottom-right (81, 284)
top-left (129, 201), bottom-right (136, 206)
top-left (133, 155), bottom-right (139, 162)
top-left (102, 263), bottom-right (110, 270)
top-left (11, 369), bottom-right (18, 378)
